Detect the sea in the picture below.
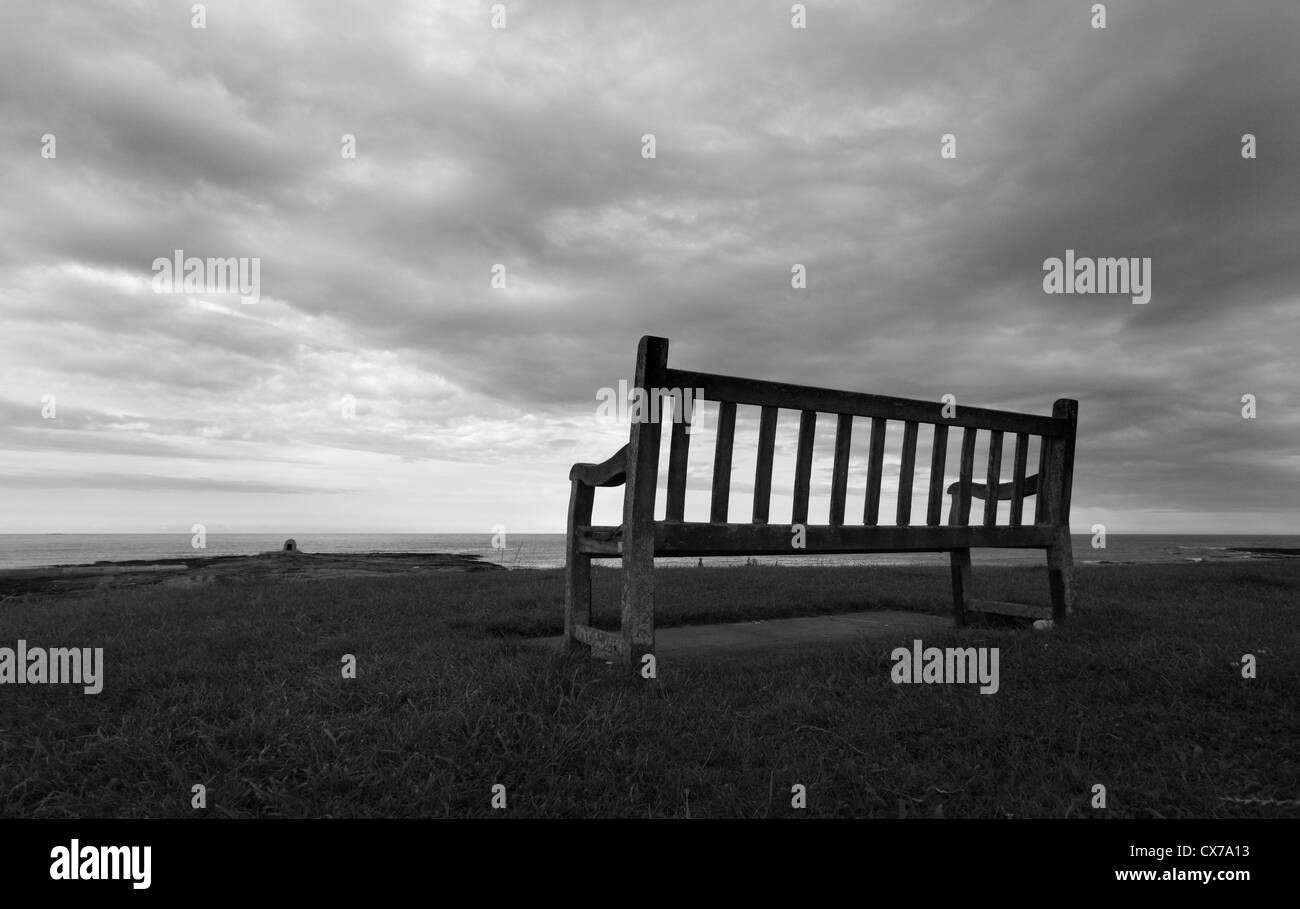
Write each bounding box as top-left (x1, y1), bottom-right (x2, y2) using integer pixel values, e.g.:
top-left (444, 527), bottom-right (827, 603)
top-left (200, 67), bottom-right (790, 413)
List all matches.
top-left (0, 533), bottom-right (1296, 571)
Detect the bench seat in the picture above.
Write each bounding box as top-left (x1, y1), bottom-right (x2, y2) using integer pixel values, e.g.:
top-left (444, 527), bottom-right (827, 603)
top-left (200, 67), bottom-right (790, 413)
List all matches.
top-left (576, 523), bottom-right (1055, 557)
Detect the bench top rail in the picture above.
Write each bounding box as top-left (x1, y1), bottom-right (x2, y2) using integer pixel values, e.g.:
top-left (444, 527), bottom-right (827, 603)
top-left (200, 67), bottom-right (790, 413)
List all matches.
top-left (664, 367), bottom-right (1066, 437)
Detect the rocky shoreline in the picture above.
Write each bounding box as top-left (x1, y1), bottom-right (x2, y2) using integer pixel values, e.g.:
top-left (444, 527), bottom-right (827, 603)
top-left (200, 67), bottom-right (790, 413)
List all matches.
top-left (0, 549), bottom-right (503, 600)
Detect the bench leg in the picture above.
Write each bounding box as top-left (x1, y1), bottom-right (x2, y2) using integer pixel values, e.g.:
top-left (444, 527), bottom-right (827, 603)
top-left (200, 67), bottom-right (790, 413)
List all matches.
top-left (949, 548), bottom-right (972, 627)
top-left (565, 552), bottom-right (593, 656)
top-left (620, 549), bottom-right (655, 674)
top-left (1047, 529), bottom-right (1074, 623)
top-left (564, 481), bottom-right (594, 656)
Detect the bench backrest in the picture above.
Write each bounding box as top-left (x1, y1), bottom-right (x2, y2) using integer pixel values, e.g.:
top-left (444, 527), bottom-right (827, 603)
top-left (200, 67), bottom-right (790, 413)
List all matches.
top-left (623, 336), bottom-right (1077, 537)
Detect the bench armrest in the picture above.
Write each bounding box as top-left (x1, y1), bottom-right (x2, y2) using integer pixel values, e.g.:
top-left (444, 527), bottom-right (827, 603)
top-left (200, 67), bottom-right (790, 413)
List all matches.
top-left (945, 475), bottom-right (1039, 500)
top-left (569, 444), bottom-right (629, 488)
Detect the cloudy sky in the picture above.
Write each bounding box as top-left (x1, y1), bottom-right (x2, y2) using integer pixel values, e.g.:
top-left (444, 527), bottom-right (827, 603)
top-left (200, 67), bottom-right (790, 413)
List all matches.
top-left (1, 0), bottom-right (1297, 535)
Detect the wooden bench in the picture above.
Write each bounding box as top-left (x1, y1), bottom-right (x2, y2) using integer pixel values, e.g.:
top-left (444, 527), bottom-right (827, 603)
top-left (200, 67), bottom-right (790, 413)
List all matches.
top-left (565, 336), bottom-right (1078, 667)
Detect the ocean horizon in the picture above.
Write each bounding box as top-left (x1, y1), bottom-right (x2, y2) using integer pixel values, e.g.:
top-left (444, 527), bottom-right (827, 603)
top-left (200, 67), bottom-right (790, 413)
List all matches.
top-left (1, 532), bottom-right (1296, 572)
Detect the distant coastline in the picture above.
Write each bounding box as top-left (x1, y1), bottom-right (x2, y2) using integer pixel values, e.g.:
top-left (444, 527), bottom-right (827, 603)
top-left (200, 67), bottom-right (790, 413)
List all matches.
top-left (0, 549), bottom-right (499, 600)
top-left (0, 540), bottom-right (1294, 603)
top-left (1, 532), bottom-right (1299, 572)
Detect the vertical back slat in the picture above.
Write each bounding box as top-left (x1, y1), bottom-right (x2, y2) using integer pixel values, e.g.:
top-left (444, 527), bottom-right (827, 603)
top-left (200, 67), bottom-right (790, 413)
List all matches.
top-left (896, 420), bottom-right (919, 526)
top-left (752, 405), bottom-right (778, 524)
top-left (1010, 432), bottom-right (1029, 526)
top-left (1034, 433), bottom-right (1049, 524)
top-left (792, 410), bottom-right (817, 525)
top-left (953, 427), bottom-right (977, 526)
top-left (710, 401), bottom-right (736, 523)
top-left (829, 414), bottom-right (853, 526)
top-left (926, 423), bottom-right (949, 526)
top-left (665, 398), bottom-right (692, 522)
top-left (983, 430), bottom-right (1003, 526)
top-left (864, 417), bottom-right (887, 526)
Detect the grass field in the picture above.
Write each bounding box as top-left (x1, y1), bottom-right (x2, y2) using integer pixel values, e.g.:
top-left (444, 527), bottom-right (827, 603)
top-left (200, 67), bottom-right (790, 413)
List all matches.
top-left (0, 561), bottom-right (1296, 818)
